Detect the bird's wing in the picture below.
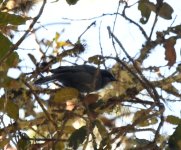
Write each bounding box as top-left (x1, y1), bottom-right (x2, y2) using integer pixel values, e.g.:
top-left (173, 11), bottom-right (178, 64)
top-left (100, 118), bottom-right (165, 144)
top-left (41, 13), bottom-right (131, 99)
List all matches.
top-left (58, 71), bottom-right (100, 92)
top-left (35, 65), bottom-right (108, 92)
top-left (50, 65), bottom-right (97, 74)
top-left (34, 74), bottom-right (61, 84)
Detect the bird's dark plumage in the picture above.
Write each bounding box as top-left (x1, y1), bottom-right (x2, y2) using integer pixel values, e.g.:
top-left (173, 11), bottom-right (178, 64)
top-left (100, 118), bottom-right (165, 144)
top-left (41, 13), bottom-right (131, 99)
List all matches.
top-left (35, 65), bottom-right (116, 92)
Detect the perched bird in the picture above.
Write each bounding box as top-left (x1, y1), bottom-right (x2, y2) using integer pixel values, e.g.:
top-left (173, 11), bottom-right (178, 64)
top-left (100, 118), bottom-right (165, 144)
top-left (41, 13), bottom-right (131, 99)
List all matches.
top-left (35, 65), bottom-right (116, 92)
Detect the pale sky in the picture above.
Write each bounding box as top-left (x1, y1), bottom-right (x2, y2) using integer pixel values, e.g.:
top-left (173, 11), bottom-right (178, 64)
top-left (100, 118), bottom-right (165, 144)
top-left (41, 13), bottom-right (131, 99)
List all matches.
top-left (23, 0), bottom-right (181, 66)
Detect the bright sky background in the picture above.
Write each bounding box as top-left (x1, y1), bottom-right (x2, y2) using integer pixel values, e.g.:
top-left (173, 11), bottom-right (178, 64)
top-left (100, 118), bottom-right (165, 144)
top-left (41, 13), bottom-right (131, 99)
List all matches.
top-left (16, 0), bottom-right (181, 68)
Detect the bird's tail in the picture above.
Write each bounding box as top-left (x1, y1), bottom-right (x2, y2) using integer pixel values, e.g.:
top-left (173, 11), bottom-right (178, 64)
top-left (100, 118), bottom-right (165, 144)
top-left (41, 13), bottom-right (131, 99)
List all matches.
top-left (34, 76), bottom-right (56, 85)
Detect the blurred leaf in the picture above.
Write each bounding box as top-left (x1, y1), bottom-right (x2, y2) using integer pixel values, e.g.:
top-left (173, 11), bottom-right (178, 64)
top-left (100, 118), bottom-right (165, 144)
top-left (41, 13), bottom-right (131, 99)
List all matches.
top-left (138, 116), bottom-right (158, 127)
top-left (134, 138), bottom-right (150, 146)
top-left (28, 53), bottom-right (37, 65)
top-left (0, 52), bottom-right (19, 71)
top-left (83, 94), bottom-right (99, 106)
top-left (143, 2), bottom-right (156, 13)
top-left (17, 134), bottom-right (31, 150)
top-left (0, 99), bottom-right (19, 120)
top-left (169, 123), bottom-right (181, 150)
top-left (6, 100), bottom-right (19, 119)
top-left (0, 12), bottom-right (27, 25)
top-left (161, 82), bottom-right (178, 94)
top-left (0, 33), bottom-right (13, 61)
top-left (164, 37), bottom-right (176, 67)
top-left (94, 119), bottom-right (111, 149)
top-left (138, 0), bottom-right (151, 24)
top-left (7, 52), bottom-right (19, 67)
top-left (120, 70), bottom-right (133, 83)
top-left (94, 120), bottom-right (108, 139)
top-left (171, 25), bottom-right (181, 35)
top-left (0, 99), bottom-right (5, 111)
top-left (0, 138), bottom-right (9, 149)
top-left (95, 120), bottom-right (111, 149)
top-left (88, 55), bottom-right (105, 65)
top-left (0, 24), bottom-right (17, 35)
top-left (85, 99), bottom-right (104, 111)
top-left (55, 142), bottom-right (65, 149)
top-left (125, 138), bottom-right (150, 149)
top-left (70, 42), bottom-right (85, 55)
top-left (54, 32), bottom-right (60, 42)
top-left (53, 87), bottom-right (79, 104)
top-left (56, 41), bottom-right (72, 48)
top-left (0, 71), bottom-right (22, 88)
top-left (166, 115), bottom-right (181, 125)
top-left (8, 79), bottom-right (22, 89)
top-left (66, 0), bottom-right (79, 5)
top-left (63, 125), bottom-right (75, 134)
top-left (59, 43), bottom-right (85, 57)
top-left (145, 2), bottom-right (173, 20)
top-left (158, 2), bottom-right (173, 20)
top-left (133, 110), bottom-right (158, 127)
top-left (54, 32), bottom-right (72, 49)
top-left (68, 126), bottom-right (87, 149)
top-left (99, 116), bottom-right (113, 127)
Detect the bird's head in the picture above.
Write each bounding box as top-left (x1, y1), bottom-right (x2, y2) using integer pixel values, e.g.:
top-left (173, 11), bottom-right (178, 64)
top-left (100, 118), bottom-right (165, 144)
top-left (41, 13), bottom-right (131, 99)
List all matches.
top-left (100, 70), bottom-right (116, 87)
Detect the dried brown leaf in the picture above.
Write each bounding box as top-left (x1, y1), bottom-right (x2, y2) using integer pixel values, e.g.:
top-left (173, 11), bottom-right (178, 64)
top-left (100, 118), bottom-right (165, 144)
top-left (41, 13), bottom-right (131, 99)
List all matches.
top-left (164, 38), bottom-right (176, 67)
top-left (83, 94), bottom-right (99, 106)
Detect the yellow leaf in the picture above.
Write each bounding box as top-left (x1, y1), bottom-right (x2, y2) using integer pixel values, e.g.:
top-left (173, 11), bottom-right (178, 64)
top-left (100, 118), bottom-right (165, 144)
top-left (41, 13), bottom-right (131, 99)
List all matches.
top-left (54, 32), bottom-right (60, 42)
top-left (56, 41), bottom-right (72, 48)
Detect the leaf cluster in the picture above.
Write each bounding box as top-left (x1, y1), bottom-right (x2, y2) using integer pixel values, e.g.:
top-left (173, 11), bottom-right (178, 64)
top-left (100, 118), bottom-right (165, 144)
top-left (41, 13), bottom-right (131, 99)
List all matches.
top-left (1, 0), bottom-right (181, 150)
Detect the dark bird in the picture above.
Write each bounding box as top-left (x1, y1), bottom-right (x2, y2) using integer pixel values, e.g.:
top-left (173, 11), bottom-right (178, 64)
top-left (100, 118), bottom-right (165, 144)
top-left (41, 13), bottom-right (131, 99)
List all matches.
top-left (35, 65), bottom-right (116, 92)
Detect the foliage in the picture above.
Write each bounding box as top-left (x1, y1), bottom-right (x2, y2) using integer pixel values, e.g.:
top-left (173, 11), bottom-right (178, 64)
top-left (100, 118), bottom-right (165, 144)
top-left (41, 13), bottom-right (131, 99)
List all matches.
top-left (0, 0), bottom-right (181, 149)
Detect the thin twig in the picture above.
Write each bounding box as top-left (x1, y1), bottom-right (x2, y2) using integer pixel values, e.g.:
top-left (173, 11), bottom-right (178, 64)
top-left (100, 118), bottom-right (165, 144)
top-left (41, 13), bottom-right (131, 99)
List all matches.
top-left (78, 21), bottom-right (96, 40)
top-left (24, 81), bottom-right (57, 128)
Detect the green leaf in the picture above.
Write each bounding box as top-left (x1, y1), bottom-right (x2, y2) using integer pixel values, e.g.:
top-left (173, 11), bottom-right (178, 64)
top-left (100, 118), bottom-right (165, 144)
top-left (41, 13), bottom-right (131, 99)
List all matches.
top-left (66, 0), bottom-right (79, 5)
top-left (6, 101), bottom-right (19, 120)
top-left (6, 52), bottom-right (19, 68)
top-left (0, 138), bottom-right (9, 149)
top-left (55, 142), bottom-right (65, 149)
top-left (0, 71), bottom-right (22, 88)
top-left (68, 126), bottom-right (87, 149)
top-left (169, 123), bottom-right (181, 149)
top-left (138, 0), bottom-right (151, 24)
top-left (0, 12), bottom-right (27, 25)
top-left (170, 25), bottom-right (181, 34)
top-left (0, 33), bottom-right (13, 61)
top-left (53, 87), bottom-right (79, 104)
top-left (0, 99), bottom-right (4, 110)
top-left (0, 99), bottom-right (19, 120)
top-left (166, 115), bottom-right (181, 125)
top-left (133, 110), bottom-right (158, 127)
top-left (88, 55), bottom-right (105, 65)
